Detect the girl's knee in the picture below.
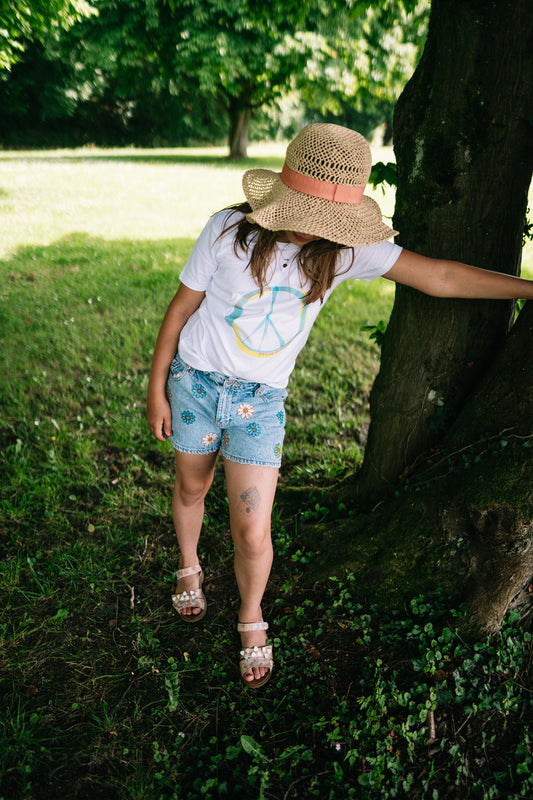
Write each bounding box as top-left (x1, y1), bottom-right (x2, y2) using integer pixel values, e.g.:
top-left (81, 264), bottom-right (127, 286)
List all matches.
top-left (174, 472), bottom-right (212, 506)
top-left (233, 525), bottom-right (272, 560)
top-left (173, 452), bottom-right (217, 507)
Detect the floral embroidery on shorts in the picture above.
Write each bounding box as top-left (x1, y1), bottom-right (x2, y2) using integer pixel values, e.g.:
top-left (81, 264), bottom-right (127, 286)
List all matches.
top-left (223, 432), bottom-right (230, 448)
top-left (237, 403), bottom-right (255, 419)
top-left (201, 432), bottom-right (217, 447)
top-left (247, 422), bottom-right (262, 438)
top-left (181, 410), bottom-right (196, 425)
top-left (276, 410), bottom-right (285, 425)
top-left (166, 386), bottom-right (173, 402)
top-left (192, 384), bottom-right (206, 398)
top-left (274, 443), bottom-right (282, 458)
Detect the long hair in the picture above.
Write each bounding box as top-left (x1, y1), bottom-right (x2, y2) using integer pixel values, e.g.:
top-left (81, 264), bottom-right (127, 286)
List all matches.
top-left (218, 203), bottom-right (353, 305)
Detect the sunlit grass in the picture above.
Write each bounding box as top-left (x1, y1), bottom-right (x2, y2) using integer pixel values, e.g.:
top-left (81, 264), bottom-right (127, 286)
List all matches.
top-left (0, 142), bottom-right (398, 257)
top-left (1, 141), bottom-right (528, 269)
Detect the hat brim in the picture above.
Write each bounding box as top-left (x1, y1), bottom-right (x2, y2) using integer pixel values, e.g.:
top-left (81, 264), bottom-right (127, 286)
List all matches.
top-left (242, 169), bottom-right (397, 247)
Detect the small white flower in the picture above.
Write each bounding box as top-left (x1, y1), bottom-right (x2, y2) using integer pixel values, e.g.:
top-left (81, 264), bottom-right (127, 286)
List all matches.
top-left (202, 432), bottom-right (217, 446)
top-left (237, 403), bottom-right (255, 419)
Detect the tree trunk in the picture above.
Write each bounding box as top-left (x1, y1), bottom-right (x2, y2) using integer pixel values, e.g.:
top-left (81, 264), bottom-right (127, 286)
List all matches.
top-left (228, 104), bottom-right (251, 159)
top-left (302, 0), bottom-right (533, 636)
top-left (357, 0), bottom-right (533, 500)
top-left (295, 303), bottom-right (533, 637)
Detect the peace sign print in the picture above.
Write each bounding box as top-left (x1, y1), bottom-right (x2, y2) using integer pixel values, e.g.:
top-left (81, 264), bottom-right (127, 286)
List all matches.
top-left (225, 286), bottom-right (309, 358)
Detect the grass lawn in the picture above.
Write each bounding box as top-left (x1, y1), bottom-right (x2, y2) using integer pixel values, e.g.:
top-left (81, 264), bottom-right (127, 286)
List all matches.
top-left (1, 145), bottom-right (532, 799)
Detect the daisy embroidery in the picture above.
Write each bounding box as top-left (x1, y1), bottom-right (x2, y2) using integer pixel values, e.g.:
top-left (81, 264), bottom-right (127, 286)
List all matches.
top-left (274, 443), bottom-right (282, 457)
top-left (202, 432), bottom-right (217, 446)
top-left (181, 410), bottom-right (196, 425)
top-left (276, 410), bottom-right (285, 425)
top-left (192, 384), bottom-right (206, 398)
top-left (247, 422), bottom-right (262, 438)
top-left (237, 403), bottom-right (255, 419)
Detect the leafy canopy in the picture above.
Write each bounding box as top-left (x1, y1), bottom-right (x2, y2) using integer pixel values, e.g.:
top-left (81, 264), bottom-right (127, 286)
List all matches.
top-left (0, 0), bottom-right (96, 69)
top-left (165, 0), bottom-right (428, 115)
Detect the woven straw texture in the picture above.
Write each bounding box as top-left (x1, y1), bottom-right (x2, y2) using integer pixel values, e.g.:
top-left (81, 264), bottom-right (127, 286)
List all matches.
top-left (243, 123), bottom-right (398, 247)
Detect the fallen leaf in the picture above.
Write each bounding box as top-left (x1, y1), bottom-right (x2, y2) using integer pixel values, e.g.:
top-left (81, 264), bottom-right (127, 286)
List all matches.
top-left (304, 643), bottom-right (321, 660)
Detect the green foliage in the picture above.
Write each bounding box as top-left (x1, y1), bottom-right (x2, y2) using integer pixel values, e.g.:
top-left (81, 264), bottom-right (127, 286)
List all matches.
top-left (361, 319), bottom-right (388, 347)
top-left (0, 0), bottom-right (430, 148)
top-left (523, 206), bottom-right (533, 246)
top-left (0, 0), bottom-right (95, 70)
top-left (297, 1), bottom-right (429, 134)
top-left (370, 161), bottom-right (397, 190)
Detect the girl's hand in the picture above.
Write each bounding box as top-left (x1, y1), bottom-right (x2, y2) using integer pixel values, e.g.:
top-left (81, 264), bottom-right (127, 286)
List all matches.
top-left (147, 395), bottom-right (172, 442)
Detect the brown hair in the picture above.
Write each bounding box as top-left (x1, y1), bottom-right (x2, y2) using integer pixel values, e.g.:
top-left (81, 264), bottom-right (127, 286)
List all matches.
top-left (218, 203), bottom-right (353, 305)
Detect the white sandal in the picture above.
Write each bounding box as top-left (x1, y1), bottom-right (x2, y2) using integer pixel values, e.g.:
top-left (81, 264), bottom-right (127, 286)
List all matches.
top-left (237, 621), bottom-right (273, 689)
top-left (171, 564), bottom-right (207, 622)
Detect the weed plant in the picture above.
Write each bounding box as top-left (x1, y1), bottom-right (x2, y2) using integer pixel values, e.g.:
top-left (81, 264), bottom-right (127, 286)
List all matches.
top-left (1, 149), bottom-right (532, 799)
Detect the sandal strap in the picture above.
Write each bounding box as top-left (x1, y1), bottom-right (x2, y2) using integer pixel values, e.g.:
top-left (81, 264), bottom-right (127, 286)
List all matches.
top-left (172, 588), bottom-right (206, 613)
top-left (240, 644), bottom-right (274, 675)
top-left (237, 621), bottom-right (269, 632)
top-left (175, 564), bottom-right (202, 580)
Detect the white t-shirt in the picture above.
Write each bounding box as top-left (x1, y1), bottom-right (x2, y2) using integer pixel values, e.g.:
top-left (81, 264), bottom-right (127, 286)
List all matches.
top-left (178, 210), bottom-right (402, 388)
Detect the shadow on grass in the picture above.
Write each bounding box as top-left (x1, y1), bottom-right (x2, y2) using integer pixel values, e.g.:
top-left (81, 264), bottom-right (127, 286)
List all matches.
top-left (0, 232), bottom-right (195, 431)
top-left (0, 151), bottom-right (285, 170)
top-left (0, 231), bottom-right (196, 274)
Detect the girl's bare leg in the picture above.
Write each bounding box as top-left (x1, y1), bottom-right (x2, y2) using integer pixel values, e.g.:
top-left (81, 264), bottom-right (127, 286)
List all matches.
top-left (172, 449), bottom-right (217, 616)
top-left (224, 459), bottom-right (279, 682)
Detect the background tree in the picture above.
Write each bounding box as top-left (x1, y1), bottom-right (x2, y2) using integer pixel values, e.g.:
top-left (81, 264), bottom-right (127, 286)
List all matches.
top-left (317, 0), bottom-right (533, 637)
top-left (0, 0), bottom-right (94, 70)
top-left (169, 0), bottom-right (427, 156)
top-left (297, 1), bottom-right (428, 143)
top-left (0, 0), bottom-right (428, 151)
top-left (0, 0), bottom-right (228, 147)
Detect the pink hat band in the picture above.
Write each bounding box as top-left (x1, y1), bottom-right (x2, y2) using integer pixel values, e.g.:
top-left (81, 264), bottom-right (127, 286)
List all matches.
top-left (280, 163), bottom-right (365, 205)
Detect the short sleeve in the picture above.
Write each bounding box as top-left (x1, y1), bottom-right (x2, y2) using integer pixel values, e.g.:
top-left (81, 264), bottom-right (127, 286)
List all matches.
top-left (336, 240), bottom-right (403, 284)
top-left (179, 210), bottom-right (234, 291)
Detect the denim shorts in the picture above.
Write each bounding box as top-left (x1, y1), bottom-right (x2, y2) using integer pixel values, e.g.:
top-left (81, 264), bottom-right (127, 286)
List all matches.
top-left (165, 353), bottom-right (287, 468)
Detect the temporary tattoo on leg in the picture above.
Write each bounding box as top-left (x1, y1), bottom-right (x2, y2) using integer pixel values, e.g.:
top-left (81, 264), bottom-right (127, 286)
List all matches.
top-left (240, 486), bottom-right (261, 514)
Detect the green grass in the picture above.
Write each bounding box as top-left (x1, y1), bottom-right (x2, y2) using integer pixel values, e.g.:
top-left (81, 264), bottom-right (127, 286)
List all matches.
top-left (1, 146), bottom-right (532, 799)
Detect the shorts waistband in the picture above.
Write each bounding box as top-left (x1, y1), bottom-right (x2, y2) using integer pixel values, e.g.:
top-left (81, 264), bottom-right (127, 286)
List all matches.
top-left (202, 370), bottom-right (259, 389)
top-left (177, 354), bottom-right (286, 393)
top-left (201, 367), bottom-right (286, 396)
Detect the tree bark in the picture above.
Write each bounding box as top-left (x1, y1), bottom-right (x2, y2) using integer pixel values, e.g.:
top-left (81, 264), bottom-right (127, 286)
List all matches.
top-left (296, 302), bottom-right (533, 637)
top-left (228, 104), bottom-right (251, 159)
top-left (305, 0), bottom-right (533, 636)
top-left (357, 0), bottom-right (533, 500)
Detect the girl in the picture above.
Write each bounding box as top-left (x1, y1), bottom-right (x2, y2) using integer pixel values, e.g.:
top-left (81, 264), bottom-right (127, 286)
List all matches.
top-left (146, 123), bottom-right (533, 689)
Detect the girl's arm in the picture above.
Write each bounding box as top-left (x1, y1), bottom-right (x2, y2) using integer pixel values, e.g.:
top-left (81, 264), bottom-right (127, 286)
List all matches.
top-left (146, 283), bottom-right (205, 442)
top-left (384, 249), bottom-right (533, 300)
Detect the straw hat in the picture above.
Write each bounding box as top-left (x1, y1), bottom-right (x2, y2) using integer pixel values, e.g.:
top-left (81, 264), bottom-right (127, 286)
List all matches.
top-left (242, 123), bottom-right (398, 247)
